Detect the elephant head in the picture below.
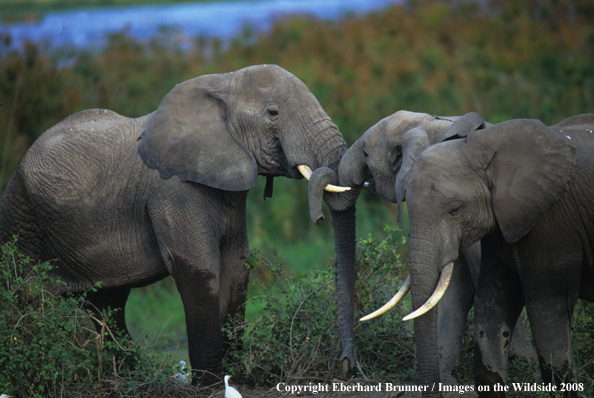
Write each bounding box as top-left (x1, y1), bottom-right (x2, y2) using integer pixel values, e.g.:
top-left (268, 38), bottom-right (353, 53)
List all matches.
top-left (371, 118), bottom-right (576, 393)
top-left (138, 64), bottom-right (350, 191)
top-left (338, 111), bottom-right (488, 225)
top-left (306, 111), bottom-right (487, 373)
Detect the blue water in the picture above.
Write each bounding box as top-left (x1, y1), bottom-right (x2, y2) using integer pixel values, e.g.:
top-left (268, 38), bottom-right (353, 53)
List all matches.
top-left (1, 0), bottom-right (398, 50)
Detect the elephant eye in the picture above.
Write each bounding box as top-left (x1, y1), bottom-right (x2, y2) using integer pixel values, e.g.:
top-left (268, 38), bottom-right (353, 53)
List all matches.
top-left (449, 205), bottom-right (462, 215)
top-left (267, 108), bottom-right (280, 119)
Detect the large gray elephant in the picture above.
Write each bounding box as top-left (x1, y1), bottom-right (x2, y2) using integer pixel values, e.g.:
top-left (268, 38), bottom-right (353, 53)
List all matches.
top-left (0, 64), bottom-right (350, 385)
top-left (378, 113), bottom-right (594, 397)
top-left (307, 111), bottom-right (534, 384)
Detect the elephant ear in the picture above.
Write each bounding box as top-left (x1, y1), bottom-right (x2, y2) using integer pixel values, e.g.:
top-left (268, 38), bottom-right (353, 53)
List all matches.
top-left (138, 73), bottom-right (258, 191)
top-left (394, 127), bottom-right (431, 228)
top-left (468, 119), bottom-right (576, 243)
top-left (437, 112), bottom-right (488, 142)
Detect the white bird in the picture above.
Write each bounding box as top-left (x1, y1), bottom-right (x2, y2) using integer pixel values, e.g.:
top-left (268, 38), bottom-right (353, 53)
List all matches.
top-left (224, 375), bottom-right (242, 398)
top-left (174, 360), bottom-right (188, 384)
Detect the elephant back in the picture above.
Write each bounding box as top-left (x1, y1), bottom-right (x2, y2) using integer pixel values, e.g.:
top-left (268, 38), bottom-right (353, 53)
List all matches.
top-left (24, 109), bottom-right (150, 197)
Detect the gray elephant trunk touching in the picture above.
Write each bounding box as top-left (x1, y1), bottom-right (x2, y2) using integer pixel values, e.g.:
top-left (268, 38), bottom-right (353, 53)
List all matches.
top-left (307, 167), bottom-right (361, 223)
top-left (307, 167), bottom-right (338, 224)
top-left (332, 205), bottom-right (357, 368)
top-left (306, 166), bottom-right (360, 372)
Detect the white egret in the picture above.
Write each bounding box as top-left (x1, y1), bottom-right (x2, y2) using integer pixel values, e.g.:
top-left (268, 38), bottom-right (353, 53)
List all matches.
top-left (174, 360), bottom-right (188, 384)
top-left (224, 375), bottom-right (242, 398)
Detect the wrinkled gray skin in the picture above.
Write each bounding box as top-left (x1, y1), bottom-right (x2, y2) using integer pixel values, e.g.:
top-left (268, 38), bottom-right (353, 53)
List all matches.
top-left (406, 114), bottom-right (594, 397)
top-left (0, 65), bottom-right (347, 386)
top-left (307, 111), bottom-right (534, 386)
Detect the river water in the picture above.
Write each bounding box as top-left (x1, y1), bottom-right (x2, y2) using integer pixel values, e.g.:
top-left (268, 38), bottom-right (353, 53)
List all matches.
top-left (1, 0), bottom-right (398, 50)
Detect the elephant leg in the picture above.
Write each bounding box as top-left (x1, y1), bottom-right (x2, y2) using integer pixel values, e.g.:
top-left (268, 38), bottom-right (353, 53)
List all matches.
top-left (474, 251), bottom-right (524, 397)
top-left (524, 284), bottom-right (578, 396)
top-left (85, 286), bottom-right (132, 338)
top-left (170, 250), bottom-right (223, 386)
top-left (219, 232), bottom-right (250, 358)
top-left (438, 256), bottom-right (475, 385)
top-left (509, 313), bottom-right (536, 362)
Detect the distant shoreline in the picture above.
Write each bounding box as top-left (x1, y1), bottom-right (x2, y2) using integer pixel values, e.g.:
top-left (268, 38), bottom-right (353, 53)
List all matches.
top-left (1, 0), bottom-right (240, 23)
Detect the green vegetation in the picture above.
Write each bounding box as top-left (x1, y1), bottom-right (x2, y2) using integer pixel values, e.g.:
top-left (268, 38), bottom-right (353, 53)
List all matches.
top-left (1, 0), bottom-right (594, 394)
top-left (223, 231), bottom-right (594, 395)
top-left (224, 227), bottom-right (415, 386)
top-left (0, 237), bottom-right (186, 397)
top-left (2, 228), bottom-right (594, 394)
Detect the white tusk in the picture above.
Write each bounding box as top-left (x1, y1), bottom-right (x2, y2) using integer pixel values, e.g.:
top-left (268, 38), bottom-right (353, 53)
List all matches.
top-left (402, 261), bottom-right (454, 321)
top-left (360, 275), bottom-right (410, 322)
top-left (297, 164), bottom-right (312, 180)
top-left (297, 165), bottom-right (351, 192)
top-left (325, 185), bottom-right (351, 193)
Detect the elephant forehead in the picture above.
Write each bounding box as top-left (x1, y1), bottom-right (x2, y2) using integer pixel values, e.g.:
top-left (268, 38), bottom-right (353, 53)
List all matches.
top-left (236, 64), bottom-right (305, 94)
top-left (364, 112), bottom-right (425, 141)
top-left (414, 144), bottom-right (457, 173)
top-left (409, 145), bottom-right (474, 194)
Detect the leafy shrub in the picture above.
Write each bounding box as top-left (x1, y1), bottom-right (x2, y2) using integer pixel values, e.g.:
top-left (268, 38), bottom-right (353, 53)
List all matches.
top-left (226, 227), bottom-right (594, 395)
top-left (0, 236), bottom-right (180, 397)
top-left (224, 226), bottom-right (416, 386)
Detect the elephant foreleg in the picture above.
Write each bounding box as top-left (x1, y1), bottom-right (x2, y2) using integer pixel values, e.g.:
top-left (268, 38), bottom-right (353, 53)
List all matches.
top-left (523, 278), bottom-right (579, 397)
top-left (175, 262), bottom-right (223, 386)
top-left (509, 314), bottom-right (536, 362)
top-left (474, 252), bottom-right (524, 397)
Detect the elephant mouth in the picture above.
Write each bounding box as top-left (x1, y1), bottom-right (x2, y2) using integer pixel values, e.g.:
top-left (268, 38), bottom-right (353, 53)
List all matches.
top-left (359, 261), bottom-right (454, 322)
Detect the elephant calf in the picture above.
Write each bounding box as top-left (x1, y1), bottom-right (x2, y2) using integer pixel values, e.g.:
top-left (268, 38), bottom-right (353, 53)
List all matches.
top-left (0, 64), bottom-right (350, 385)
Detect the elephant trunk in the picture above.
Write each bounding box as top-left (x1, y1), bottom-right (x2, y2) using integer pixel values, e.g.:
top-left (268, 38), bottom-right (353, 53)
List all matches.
top-left (408, 234), bottom-right (443, 397)
top-left (306, 166), bottom-right (360, 374)
top-left (332, 205), bottom-right (357, 372)
top-left (337, 140), bottom-right (368, 188)
top-left (307, 167), bottom-right (361, 224)
top-left (307, 167), bottom-right (337, 224)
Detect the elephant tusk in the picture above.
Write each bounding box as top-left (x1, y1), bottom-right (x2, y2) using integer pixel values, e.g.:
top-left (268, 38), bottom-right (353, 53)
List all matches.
top-left (297, 164), bottom-right (313, 179)
top-left (297, 165), bottom-right (351, 193)
top-left (402, 261), bottom-right (454, 322)
top-left (360, 275), bottom-right (410, 322)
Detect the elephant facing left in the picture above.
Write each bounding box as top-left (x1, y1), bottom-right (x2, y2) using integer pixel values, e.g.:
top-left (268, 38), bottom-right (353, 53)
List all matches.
top-left (0, 64), bottom-right (348, 385)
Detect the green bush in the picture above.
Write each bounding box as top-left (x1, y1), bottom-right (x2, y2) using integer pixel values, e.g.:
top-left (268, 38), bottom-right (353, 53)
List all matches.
top-left (224, 226), bottom-right (416, 386)
top-left (0, 236), bottom-right (180, 397)
top-left (225, 228), bottom-right (594, 394)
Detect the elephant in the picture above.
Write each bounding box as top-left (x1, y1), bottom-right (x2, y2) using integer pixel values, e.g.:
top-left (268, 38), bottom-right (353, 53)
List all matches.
top-left (306, 111), bottom-right (535, 384)
top-left (0, 64), bottom-right (350, 385)
top-left (372, 113), bottom-right (594, 397)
